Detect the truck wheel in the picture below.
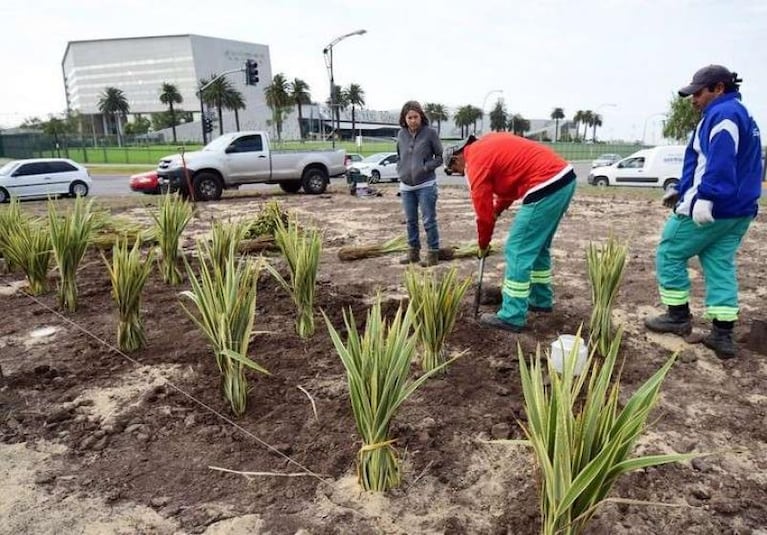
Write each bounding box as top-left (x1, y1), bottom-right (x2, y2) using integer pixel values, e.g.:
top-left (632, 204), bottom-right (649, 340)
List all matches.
top-left (302, 168), bottom-right (328, 194)
top-left (279, 181), bottom-right (302, 193)
top-left (594, 176), bottom-right (609, 188)
top-left (663, 178), bottom-right (679, 192)
top-left (193, 172), bottom-right (223, 201)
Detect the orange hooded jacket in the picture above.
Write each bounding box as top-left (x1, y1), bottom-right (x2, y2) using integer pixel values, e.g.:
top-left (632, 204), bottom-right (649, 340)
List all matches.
top-left (464, 133), bottom-right (572, 248)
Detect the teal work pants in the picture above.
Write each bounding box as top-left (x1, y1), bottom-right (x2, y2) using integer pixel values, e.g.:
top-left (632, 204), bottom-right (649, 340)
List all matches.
top-left (656, 214), bottom-right (752, 321)
top-left (497, 181), bottom-right (575, 327)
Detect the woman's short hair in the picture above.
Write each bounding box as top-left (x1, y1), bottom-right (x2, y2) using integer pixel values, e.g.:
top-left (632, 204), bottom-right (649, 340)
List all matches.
top-left (399, 100), bottom-right (429, 128)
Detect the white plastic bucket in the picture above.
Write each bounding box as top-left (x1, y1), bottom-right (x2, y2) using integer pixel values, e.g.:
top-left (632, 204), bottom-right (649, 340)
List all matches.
top-left (550, 334), bottom-right (588, 375)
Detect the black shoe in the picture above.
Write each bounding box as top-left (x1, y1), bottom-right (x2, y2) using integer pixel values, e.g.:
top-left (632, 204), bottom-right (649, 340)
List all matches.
top-left (644, 312), bottom-right (692, 336)
top-left (703, 325), bottom-right (737, 359)
top-left (529, 304), bottom-right (553, 313)
top-left (479, 313), bottom-right (524, 333)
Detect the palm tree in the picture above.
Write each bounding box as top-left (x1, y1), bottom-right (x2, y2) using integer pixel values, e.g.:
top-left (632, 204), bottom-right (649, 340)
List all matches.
top-left (468, 105), bottom-right (483, 134)
top-left (591, 113), bottom-right (603, 142)
top-left (159, 82), bottom-right (183, 143)
top-left (551, 107), bottom-right (565, 142)
top-left (344, 83), bottom-right (365, 140)
top-left (200, 75), bottom-right (235, 135)
top-left (326, 84), bottom-right (348, 138)
top-left (264, 73), bottom-right (291, 142)
top-left (223, 88), bottom-right (246, 131)
top-left (98, 87), bottom-right (130, 147)
top-left (489, 100), bottom-right (508, 131)
top-left (424, 103), bottom-right (449, 135)
top-left (573, 110), bottom-right (585, 142)
top-left (581, 110), bottom-right (594, 140)
top-left (508, 114), bottom-right (530, 136)
top-left (289, 78), bottom-right (311, 140)
top-left (454, 106), bottom-right (473, 138)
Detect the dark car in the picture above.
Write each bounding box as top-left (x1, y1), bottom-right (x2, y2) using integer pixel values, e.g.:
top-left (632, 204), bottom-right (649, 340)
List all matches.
top-left (129, 170), bottom-right (161, 194)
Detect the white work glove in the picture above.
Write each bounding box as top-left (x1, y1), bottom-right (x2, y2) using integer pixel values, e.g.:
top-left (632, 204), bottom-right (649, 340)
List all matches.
top-left (662, 188), bottom-right (678, 209)
top-left (692, 199), bottom-right (714, 226)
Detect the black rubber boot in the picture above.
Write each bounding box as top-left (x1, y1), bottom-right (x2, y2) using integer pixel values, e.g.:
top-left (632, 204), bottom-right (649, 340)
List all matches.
top-left (703, 321), bottom-right (737, 359)
top-left (479, 313), bottom-right (524, 333)
top-left (399, 248), bottom-right (420, 265)
top-left (420, 249), bottom-right (439, 267)
top-left (644, 304), bottom-right (692, 336)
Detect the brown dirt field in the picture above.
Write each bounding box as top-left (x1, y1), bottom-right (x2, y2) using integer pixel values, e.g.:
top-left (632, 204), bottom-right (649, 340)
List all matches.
top-left (1, 183), bottom-right (766, 534)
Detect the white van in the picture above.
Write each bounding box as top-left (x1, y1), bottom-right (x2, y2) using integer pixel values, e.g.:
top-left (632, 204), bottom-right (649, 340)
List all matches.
top-left (587, 145), bottom-right (686, 191)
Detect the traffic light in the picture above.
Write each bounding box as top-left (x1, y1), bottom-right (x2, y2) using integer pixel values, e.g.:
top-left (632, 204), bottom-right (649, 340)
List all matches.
top-left (203, 115), bottom-right (213, 133)
top-left (245, 59), bottom-right (259, 86)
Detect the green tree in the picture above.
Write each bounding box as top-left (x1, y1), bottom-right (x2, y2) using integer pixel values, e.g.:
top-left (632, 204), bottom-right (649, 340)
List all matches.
top-left (489, 100), bottom-right (508, 131)
top-left (326, 84), bottom-right (348, 137)
top-left (344, 83), bottom-right (365, 140)
top-left (98, 87), bottom-right (130, 146)
top-left (580, 110), bottom-right (593, 140)
top-left (264, 73), bottom-right (291, 142)
top-left (454, 106), bottom-right (473, 138)
top-left (572, 110), bottom-right (586, 142)
top-left (151, 110), bottom-right (193, 132)
top-left (591, 113), bottom-right (603, 142)
top-left (124, 115), bottom-right (151, 136)
top-left (551, 107), bottom-right (565, 142)
top-left (42, 116), bottom-right (74, 156)
top-left (200, 75), bottom-right (235, 135)
top-left (289, 78), bottom-right (311, 140)
top-left (468, 105), bottom-right (483, 134)
top-left (508, 114), bottom-right (531, 136)
top-left (663, 96), bottom-right (698, 142)
top-left (159, 82), bottom-right (183, 143)
top-left (424, 103), bottom-right (449, 135)
top-left (223, 88), bottom-right (246, 132)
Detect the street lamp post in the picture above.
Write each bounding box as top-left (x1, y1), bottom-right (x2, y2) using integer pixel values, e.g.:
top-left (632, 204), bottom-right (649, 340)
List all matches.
top-left (480, 89), bottom-right (503, 134)
top-left (323, 29), bottom-right (367, 148)
top-left (642, 112), bottom-right (666, 146)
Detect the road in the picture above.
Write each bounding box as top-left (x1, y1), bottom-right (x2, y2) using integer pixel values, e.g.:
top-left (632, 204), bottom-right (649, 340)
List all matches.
top-left (90, 162), bottom-right (594, 197)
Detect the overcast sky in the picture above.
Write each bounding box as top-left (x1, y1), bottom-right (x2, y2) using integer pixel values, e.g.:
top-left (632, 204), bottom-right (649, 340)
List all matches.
top-left (1, 0), bottom-right (765, 144)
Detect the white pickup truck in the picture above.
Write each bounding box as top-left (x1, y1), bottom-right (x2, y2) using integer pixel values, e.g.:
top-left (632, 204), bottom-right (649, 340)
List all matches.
top-left (156, 131), bottom-right (347, 201)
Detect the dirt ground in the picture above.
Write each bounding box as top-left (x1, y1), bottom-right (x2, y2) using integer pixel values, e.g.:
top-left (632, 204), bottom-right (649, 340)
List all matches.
top-left (1, 183), bottom-right (766, 535)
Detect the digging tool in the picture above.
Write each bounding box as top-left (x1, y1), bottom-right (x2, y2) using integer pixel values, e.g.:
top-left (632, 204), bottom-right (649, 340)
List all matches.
top-left (473, 255), bottom-right (486, 319)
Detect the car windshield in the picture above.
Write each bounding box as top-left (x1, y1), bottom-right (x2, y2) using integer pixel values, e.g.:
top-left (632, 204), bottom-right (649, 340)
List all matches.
top-left (203, 134), bottom-right (238, 152)
top-left (362, 153), bottom-right (391, 163)
top-left (0, 161), bottom-right (18, 175)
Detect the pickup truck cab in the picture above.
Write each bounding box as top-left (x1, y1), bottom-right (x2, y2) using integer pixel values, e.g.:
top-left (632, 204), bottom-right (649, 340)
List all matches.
top-left (588, 145), bottom-right (686, 191)
top-left (156, 131), bottom-right (347, 201)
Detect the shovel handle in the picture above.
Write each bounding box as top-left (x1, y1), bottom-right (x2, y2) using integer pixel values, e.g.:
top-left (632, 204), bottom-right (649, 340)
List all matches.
top-left (473, 256), bottom-right (485, 319)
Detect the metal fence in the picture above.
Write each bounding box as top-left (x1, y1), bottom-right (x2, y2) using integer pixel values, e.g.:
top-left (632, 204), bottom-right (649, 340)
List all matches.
top-left (0, 132), bottom-right (648, 165)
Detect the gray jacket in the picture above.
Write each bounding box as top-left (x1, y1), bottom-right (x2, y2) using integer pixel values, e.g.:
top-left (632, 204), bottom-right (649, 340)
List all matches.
top-left (396, 126), bottom-right (443, 186)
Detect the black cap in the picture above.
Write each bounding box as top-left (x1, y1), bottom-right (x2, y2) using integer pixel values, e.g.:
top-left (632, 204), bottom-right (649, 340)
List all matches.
top-left (678, 65), bottom-right (735, 97)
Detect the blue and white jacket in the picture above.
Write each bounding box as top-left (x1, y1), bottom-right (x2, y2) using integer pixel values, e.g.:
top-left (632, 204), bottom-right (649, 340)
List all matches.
top-left (675, 92), bottom-right (763, 219)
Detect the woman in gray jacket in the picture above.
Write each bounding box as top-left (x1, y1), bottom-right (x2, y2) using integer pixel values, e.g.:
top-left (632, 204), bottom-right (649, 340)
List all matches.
top-left (396, 100), bottom-right (444, 266)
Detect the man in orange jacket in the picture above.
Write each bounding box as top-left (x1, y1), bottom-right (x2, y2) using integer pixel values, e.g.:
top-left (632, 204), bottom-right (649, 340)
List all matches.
top-left (444, 133), bottom-right (576, 332)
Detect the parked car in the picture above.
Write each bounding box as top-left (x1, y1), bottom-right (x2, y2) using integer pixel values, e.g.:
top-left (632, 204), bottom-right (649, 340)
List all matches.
top-left (590, 153), bottom-right (623, 168)
top-left (156, 131), bottom-right (347, 201)
top-left (588, 146), bottom-right (686, 191)
top-left (0, 158), bottom-right (91, 203)
top-left (129, 170), bottom-right (161, 194)
top-left (344, 152), bottom-right (363, 169)
top-left (351, 152), bottom-right (399, 183)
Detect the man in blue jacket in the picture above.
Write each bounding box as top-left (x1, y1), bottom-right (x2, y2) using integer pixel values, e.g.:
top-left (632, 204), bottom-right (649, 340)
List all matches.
top-left (645, 65), bottom-right (763, 359)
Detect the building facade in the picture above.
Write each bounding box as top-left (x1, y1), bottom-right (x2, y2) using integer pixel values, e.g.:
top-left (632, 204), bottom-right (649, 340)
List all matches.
top-left (61, 34), bottom-right (272, 140)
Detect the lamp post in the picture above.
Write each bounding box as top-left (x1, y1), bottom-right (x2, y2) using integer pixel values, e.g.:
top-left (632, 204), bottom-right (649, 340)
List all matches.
top-left (642, 112), bottom-right (666, 146)
top-left (480, 89), bottom-right (503, 134)
top-left (323, 29), bottom-right (367, 148)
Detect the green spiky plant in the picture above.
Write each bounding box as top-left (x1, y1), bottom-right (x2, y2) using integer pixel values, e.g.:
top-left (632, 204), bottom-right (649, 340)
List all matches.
top-left (152, 192), bottom-right (193, 285)
top-left (323, 297), bottom-right (459, 491)
top-left (180, 240), bottom-right (269, 416)
top-left (244, 200), bottom-right (289, 238)
top-left (272, 216), bottom-right (322, 338)
top-left (48, 197), bottom-right (96, 311)
top-left (208, 219), bottom-right (248, 272)
top-left (2, 214), bottom-right (52, 295)
top-left (586, 237), bottom-right (628, 357)
top-left (103, 237), bottom-right (155, 352)
top-left (517, 327), bottom-right (697, 535)
top-left (0, 197), bottom-right (25, 272)
top-left (405, 265), bottom-right (472, 372)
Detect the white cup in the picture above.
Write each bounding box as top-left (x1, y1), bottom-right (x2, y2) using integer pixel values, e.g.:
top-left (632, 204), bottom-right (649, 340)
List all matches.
top-left (550, 334), bottom-right (588, 375)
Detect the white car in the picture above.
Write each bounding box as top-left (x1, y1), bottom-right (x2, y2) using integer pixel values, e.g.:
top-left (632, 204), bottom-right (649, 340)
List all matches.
top-left (352, 152), bottom-right (399, 183)
top-left (0, 158), bottom-right (92, 203)
top-left (590, 153), bottom-right (622, 168)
